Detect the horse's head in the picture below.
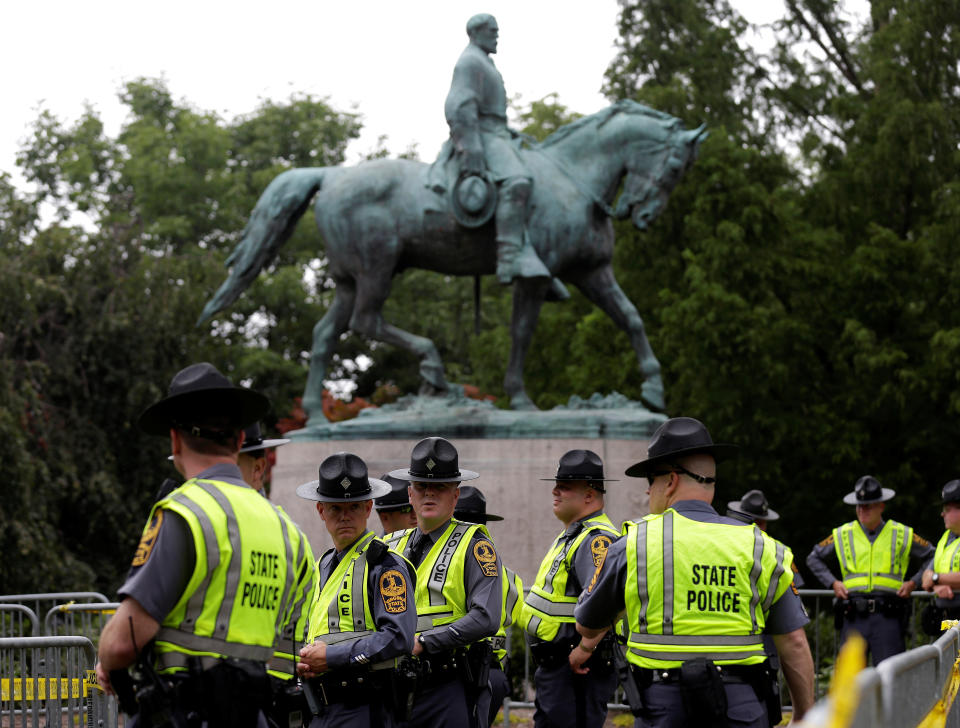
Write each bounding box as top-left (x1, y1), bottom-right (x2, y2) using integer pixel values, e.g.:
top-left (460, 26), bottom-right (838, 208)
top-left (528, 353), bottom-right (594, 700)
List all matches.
top-left (608, 103), bottom-right (707, 230)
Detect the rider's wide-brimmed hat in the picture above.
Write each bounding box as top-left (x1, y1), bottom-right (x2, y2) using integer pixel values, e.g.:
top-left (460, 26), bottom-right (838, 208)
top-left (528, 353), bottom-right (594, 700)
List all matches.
top-left (454, 485), bottom-right (504, 523)
top-left (138, 362), bottom-right (269, 436)
top-left (540, 449), bottom-right (617, 493)
top-left (727, 489), bottom-right (780, 522)
top-left (239, 422), bottom-right (290, 455)
top-left (388, 436), bottom-right (479, 483)
top-left (625, 417), bottom-right (737, 477)
top-left (375, 474), bottom-right (414, 512)
top-left (843, 475), bottom-right (895, 505)
top-left (296, 452), bottom-right (392, 503)
top-left (451, 172), bottom-right (497, 229)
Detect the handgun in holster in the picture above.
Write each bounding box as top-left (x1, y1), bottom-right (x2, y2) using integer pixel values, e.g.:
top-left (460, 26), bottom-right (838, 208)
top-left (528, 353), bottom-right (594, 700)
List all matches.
top-left (678, 658), bottom-right (728, 728)
top-left (111, 643), bottom-right (185, 728)
top-left (387, 656), bottom-right (421, 722)
top-left (611, 638), bottom-right (644, 717)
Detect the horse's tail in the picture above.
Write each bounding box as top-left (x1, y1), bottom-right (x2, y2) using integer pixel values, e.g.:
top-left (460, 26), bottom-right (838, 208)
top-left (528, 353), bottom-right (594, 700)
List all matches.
top-left (198, 167), bottom-right (328, 324)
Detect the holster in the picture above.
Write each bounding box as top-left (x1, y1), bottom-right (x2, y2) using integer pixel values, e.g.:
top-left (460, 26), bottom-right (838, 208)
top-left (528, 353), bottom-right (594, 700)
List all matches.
top-left (186, 657), bottom-right (271, 728)
top-left (265, 676), bottom-right (307, 728)
top-left (678, 658), bottom-right (729, 728)
top-left (462, 641), bottom-right (493, 693)
top-left (760, 664), bottom-right (782, 728)
top-left (387, 657), bottom-right (420, 722)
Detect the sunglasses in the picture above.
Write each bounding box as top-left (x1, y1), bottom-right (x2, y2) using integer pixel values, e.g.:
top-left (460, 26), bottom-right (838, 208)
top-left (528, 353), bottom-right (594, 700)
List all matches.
top-left (646, 464), bottom-right (716, 486)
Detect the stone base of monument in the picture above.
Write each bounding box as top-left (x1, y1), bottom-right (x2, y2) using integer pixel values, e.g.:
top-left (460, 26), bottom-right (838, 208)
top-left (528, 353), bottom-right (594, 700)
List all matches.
top-left (271, 392), bottom-right (662, 581)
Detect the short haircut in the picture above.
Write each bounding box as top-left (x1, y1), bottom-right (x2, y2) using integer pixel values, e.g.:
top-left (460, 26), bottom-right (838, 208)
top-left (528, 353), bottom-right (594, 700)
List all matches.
top-left (466, 13), bottom-right (495, 38)
top-left (176, 415), bottom-right (242, 457)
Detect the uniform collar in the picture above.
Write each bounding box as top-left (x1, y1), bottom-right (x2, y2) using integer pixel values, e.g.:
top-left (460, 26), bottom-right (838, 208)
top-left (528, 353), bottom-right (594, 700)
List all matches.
top-left (417, 518), bottom-right (453, 543)
top-left (671, 499), bottom-right (718, 515)
top-left (194, 462), bottom-right (248, 488)
top-left (859, 518), bottom-right (885, 537)
top-left (563, 509), bottom-right (605, 538)
top-left (336, 530), bottom-right (373, 559)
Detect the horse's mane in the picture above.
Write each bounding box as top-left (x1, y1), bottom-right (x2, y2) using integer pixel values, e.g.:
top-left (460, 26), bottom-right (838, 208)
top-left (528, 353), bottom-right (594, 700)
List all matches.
top-left (540, 99), bottom-right (679, 148)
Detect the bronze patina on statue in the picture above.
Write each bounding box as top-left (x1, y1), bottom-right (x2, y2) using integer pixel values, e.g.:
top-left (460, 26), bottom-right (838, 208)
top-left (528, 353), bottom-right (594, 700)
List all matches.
top-left (199, 14), bottom-right (706, 425)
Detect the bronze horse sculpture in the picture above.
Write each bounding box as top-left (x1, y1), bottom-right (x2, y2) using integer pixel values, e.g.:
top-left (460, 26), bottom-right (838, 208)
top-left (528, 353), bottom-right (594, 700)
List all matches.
top-left (200, 100), bottom-right (706, 420)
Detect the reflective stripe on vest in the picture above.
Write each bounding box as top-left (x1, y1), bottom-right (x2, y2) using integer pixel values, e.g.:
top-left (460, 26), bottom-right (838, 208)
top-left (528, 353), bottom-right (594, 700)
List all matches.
top-left (307, 531), bottom-right (378, 643)
top-left (933, 531), bottom-right (960, 574)
top-left (393, 520), bottom-right (488, 631)
top-left (492, 567), bottom-right (523, 661)
top-left (624, 509), bottom-right (793, 668)
top-left (832, 520), bottom-right (913, 593)
top-left (151, 478), bottom-right (292, 674)
top-left (269, 505), bottom-right (316, 680)
top-left (521, 513), bottom-right (619, 641)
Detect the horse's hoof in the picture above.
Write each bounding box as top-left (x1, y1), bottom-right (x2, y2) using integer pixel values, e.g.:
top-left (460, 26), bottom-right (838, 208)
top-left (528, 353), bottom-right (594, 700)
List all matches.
top-left (509, 392), bottom-right (540, 411)
top-left (640, 381), bottom-right (666, 412)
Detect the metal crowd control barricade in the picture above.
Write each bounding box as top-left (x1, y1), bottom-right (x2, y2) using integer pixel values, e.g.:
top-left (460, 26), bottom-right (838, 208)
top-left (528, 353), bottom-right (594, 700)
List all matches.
top-left (0, 635), bottom-right (118, 728)
top-left (0, 605), bottom-right (40, 639)
top-left (44, 603), bottom-right (120, 641)
top-left (0, 593), bottom-right (110, 623)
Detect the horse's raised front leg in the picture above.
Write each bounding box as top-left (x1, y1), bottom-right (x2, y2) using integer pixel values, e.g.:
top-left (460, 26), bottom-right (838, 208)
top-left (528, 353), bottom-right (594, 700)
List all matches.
top-left (303, 281), bottom-right (356, 419)
top-left (505, 277), bottom-right (550, 410)
top-left (350, 273), bottom-right (449, 395)
top-left (572, 264), bottom-right (665, 411)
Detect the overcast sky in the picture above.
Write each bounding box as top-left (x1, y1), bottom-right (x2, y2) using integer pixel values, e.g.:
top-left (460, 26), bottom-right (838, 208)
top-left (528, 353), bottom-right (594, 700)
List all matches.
top-left (2, 0), bottom-right (793, 190)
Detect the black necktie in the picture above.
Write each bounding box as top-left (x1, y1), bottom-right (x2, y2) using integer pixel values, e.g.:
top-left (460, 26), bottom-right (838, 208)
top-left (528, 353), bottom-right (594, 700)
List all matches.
top-left (408, 534), bottom-right (428, 568)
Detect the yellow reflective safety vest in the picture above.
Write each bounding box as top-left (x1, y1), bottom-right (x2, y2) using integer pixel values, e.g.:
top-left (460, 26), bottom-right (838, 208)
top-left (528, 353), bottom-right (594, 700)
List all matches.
top-left (521, 512), bottom-right (619, 641)
top-left (491, 567), bottom-right (523, 663)
top-left (832, 520), bottom-right (913, 593)
top-left (624, 508), bottom-right (794, 669)
top-left (150, 478), bottom-right (293, 674)
top-left (267, 506), bottom-right (316, 680)
top-left (386, 519), bottom-right (489, 633)
top-left (932, 531), bottom-right (960, 574)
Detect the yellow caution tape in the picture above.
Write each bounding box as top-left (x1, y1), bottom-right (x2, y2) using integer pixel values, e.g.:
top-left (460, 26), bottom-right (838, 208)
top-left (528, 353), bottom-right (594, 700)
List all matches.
top-left (0, 677), bottom-right (99, 700)
top-left (826, 632), bottom-right (867, 728)
top-left (917, 623), bottom-right (960, 728)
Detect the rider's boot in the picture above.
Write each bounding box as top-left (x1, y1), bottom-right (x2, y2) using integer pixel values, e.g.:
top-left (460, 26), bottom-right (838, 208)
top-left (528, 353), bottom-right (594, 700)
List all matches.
top-left (496, 178), bottom-right (550, 284)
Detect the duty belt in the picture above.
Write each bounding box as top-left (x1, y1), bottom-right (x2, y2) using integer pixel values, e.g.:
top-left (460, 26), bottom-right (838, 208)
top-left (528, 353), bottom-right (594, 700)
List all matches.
top-left (636, 662), bottom-right (767, 686)
top-left (843, 595), bottom-right (905, 617)
top-left (308, 661), bottom-right (398, 707)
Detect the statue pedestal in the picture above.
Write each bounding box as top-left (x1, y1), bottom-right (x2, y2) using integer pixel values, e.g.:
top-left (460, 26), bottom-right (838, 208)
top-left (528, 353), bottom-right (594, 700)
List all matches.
top-left (271, 435), bottom-right (655, 582)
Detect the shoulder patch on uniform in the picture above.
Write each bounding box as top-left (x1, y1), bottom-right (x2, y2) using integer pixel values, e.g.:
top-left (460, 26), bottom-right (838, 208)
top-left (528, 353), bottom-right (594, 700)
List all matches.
top-left (590, 535), bottom-right (613, 568)
top-left (818, 535), bottom-right (834, 547)
top-left (914, 534), bottom-right (931, 547)
top-left (473, 540), bottom-right (498, 577)
top-left (379, 569), bottom-right (407, 613)
top-left (586, 551), bottom-right (608, 594)
top-left (132, 510), bottom-right (164, 566)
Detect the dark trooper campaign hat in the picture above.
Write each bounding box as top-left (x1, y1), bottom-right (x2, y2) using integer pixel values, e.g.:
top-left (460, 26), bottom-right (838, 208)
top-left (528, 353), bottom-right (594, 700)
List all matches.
top-left (540, 449), bottom-right (617, 493)
top-left (625, 417), bottom-right (737, 478)
top-left (941, 480), bottom-right (960, 505)
top-left (239, 422), bottom-right (291, 455)
top-left (138, 362), bottom-right (269, 436)
top-left (842, 475), bottom-right (895, 505)
top-left (388, 436), bottom-right (479, 483)
top-left (375, 474), bottom-right (414, 512)
top-left (296, 452), bottom-right (392, 503)
top-left (453, 485), bottom-right (504, 523)
top-left (727, 489), bottom-right (780, 522)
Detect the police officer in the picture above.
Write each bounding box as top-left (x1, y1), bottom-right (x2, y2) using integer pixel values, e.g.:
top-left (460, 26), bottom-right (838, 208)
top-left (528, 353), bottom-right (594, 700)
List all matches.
top-left (383, 436), bottom-right (503, 728)
top-left (239, 423), bottom-right (316, 728)
top-left (574, 417), bottom-right (814, 728)
top-left (454, 485), bottom-right (523, 727)
top-left (727, 490), bottom-right (804, 588)
top-left (295, 452), bottom-right (417, 727)
top-left (375, 474), bottom-right (418, 535)
top-left (97, 362), bottom-right (302, 728)
top-left (519, 450), bottom-right (620, 728)
top-left (806, 475), bottom-right (933, 664)
top-left (921, 481), bottom-right (960, 634)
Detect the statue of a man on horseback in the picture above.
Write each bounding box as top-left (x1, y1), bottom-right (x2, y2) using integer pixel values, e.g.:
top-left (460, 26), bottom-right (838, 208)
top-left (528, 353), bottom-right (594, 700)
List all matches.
top-left (431, 13), bottom-right (559, 293)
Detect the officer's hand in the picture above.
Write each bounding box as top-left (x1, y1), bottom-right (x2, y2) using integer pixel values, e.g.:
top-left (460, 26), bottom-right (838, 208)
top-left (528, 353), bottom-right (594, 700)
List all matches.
top-left (832, 581), bottom-right (849, 599)
top-left (412, 637), bottom-right (424, 656)
top-left (935, 585), bottom-right (955, 600)
top-left (297, 641), bottom-right (328, 678)
top-left (923, 570), bottom-right (935, 591)
top-left (897, 580), bottom-right (916, 597)
top-left (568, 644), bottom-right (592, 675)
top-left (464, 150), bottom-right (485, 175)
top-left (94, 661), bottom-right (114, 696)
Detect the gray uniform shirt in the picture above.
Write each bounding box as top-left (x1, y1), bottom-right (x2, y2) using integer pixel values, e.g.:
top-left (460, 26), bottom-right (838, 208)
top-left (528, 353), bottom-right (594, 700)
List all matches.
top-left (575, 500), bottom-right (808, 636)
top-left (405, 518), bottom-right (503, 653)
top-left (316, 531), bottom-right (417, 671)
top-left (806, 519), bottom-right (934, 592)
top-left (922, 531), bottom-right (960, 608)
top-left (118, 463), bottom-right (250, 620)
top-left (529, 509), bottom-right (621, 646)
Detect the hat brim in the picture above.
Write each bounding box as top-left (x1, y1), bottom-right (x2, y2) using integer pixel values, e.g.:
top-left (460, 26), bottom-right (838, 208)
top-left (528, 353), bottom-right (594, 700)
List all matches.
top-left (375, 502), bottom-right (413, 512)
top-left (538, 477), bottom-right (619, 482)
top-left (624, 443), bottom-right (739, 477)
top-left (842, 488), bottom-right (895, 505)
top-left (296, 477), bottom-right (393, 503)
top-left (240, 438), bottom-right (291, 454)
top-left (727, 501), bottom-right (780, 521)
top-left (455, 511), bottom-right (504, 522)
top-left (386, 468), bottom-right (480, 483)
top-left (138, 387), bottom-right (270, 436)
